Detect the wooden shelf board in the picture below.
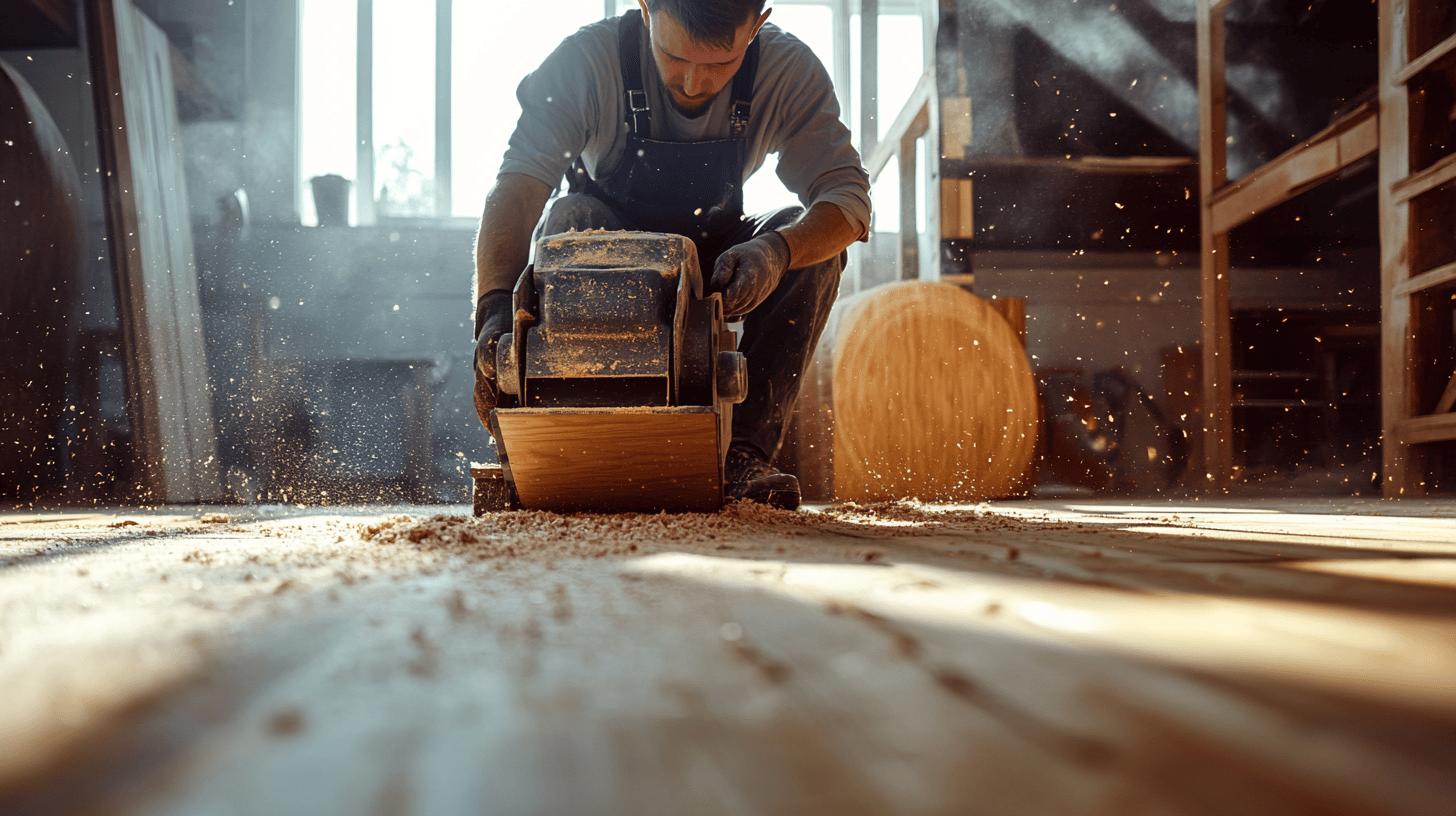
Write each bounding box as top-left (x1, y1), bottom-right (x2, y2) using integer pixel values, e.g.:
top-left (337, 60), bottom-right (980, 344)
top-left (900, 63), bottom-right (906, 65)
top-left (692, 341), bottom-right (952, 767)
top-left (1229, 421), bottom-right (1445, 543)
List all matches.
top-left (1394, 261), bottom-right (1456, 298)
top-left (1396, 413), bottom-right (1456, 445)
top-left (960, 156), bottom-right (1194, 175)
top-left (1392, 152), bottom-right (1456, 204)
top-left (1231, 370), bottom-right (1318, 382)
top-left (1395, 31), bottom-right (1456, 85)
top-left (1210, 106), bottom-right (1378, 235)
top-left (1232, 399), bottom-right (1328, 409)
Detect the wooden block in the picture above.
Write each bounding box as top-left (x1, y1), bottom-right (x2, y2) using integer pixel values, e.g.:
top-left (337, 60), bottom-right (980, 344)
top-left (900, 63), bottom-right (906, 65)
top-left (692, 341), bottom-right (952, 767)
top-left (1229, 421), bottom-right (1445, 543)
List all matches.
top-left (940, 178), bottom-right (974, 239)
top-left (495, 407), bottom-right (722, 512)
top-left (799, 282), bottom-right (1038, 503)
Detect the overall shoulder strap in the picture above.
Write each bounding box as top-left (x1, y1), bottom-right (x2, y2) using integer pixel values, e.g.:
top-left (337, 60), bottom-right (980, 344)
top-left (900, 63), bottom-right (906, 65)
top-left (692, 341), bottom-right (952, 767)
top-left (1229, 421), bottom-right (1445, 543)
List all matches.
top-left (729, 35), bottom-right (761, 138)
top-left (619, 11), bottom-right (651, 138)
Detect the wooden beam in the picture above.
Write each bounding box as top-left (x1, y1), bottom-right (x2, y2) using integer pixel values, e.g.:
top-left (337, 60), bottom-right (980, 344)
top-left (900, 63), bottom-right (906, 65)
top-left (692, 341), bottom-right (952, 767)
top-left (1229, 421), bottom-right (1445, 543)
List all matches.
top-left (1393, 260), bottom-right (1456, 297)
top-left (1435, 371), bottom-right (1456, 415)
top-left (1396, 412), bottom-right (1456, 445)
top-left (1197, 0), bottom-right (1233, 489)
top-left (1211, 109), bottom-right (1378, 235)
top-left (898, 137), bottom-right (919, 280)
top-left (1392, 152), bottom-right (1456, 204)
top-left (1377, 0), bottom-right (1420, 496)
top-left (1394, 30), bottom-right (1456, 85)
top-left (866, 70), bottom-right (932, 179)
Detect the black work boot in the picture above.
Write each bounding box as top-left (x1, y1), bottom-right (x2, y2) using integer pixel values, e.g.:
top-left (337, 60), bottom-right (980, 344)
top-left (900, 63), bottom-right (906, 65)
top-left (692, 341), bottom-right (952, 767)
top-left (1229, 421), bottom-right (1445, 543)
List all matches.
top-left (724, 443), bottom-right (801, 510)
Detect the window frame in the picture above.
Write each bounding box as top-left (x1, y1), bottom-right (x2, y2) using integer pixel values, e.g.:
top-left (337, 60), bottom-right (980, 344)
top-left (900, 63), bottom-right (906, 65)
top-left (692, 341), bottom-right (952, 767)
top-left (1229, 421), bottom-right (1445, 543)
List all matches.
top-left (299, 0), bottom-right (900, 227)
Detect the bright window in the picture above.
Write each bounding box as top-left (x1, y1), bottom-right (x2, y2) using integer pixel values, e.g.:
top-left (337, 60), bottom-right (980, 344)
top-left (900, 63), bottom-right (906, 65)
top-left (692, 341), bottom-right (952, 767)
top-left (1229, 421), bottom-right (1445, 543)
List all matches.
top-left (297, 0), bottom-right (358, 226)
top-left (296, 1), bottom-right (920, 225)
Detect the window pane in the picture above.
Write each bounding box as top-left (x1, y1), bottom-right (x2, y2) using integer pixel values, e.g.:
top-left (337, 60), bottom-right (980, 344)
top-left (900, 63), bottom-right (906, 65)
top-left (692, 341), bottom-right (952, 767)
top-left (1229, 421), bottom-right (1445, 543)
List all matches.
top-left (298, 0), bottom-right (358, 226)
top-left (850, 12), bottom-right (925, 148)
top-left (452, 0), bottom-right (607, 217)
top-left (743, 4), bottom-right (838, 215)
top-left (374, 0), bottom-right (436, 217)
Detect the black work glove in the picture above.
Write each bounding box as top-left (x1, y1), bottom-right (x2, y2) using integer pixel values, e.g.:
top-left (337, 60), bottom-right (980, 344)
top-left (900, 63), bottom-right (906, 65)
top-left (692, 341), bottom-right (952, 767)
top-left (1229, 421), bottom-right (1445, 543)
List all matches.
top-left (710, 230), bottom-right (791, 318)
top-left (472, 290), bottom-right (515, 422)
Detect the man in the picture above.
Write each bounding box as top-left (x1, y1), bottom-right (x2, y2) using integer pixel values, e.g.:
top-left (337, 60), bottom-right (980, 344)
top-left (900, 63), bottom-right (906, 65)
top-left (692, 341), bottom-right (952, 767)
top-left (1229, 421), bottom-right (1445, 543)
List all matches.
top-left (473, 0), bottom-right (871, 509)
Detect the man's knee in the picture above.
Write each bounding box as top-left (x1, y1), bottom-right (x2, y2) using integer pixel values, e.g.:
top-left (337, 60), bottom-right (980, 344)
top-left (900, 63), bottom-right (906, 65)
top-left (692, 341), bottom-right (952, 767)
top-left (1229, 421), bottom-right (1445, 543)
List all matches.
top-left (542, 193), bottom-right (618, 235)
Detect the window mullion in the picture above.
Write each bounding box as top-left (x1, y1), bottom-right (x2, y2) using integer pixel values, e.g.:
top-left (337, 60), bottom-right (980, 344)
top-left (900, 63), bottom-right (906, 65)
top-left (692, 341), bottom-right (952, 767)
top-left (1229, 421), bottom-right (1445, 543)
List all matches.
top-left (435, 0), bottom-right (452, 217)
top-left (357, 0), bottom-right (375, 224)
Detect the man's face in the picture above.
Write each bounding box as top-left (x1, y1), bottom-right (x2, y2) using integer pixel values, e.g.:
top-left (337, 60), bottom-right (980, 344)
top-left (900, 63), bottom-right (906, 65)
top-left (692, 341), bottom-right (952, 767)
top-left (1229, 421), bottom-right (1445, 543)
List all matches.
top-left (638, 1), bottom-right (770, 115)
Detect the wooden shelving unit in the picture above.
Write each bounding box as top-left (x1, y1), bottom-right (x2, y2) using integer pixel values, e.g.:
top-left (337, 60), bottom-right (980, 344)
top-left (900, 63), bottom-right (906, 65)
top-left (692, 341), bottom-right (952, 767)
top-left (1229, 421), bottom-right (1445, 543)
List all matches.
top-left (1195, 0), bottom-right (1382, 487)
top-left (1378, 0), bottom-right (1456, 495)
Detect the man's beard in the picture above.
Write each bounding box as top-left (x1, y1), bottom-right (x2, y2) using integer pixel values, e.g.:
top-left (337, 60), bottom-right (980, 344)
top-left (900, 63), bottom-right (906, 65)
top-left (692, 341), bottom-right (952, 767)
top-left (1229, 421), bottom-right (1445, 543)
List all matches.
top-left (668, 89), bottom-right (714, 118)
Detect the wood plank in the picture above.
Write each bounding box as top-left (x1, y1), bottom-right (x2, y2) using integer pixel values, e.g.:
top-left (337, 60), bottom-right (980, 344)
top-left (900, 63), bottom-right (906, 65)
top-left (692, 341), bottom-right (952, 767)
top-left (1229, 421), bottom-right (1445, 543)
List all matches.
top-left (1395, 30), bottom-right (1456, 85)
top-left (86, 0), bottom-right (221, 503)
top-left (1393, 152), bottom-right (1456, 204)
top-left (865, 69), bottom-right (932, 180)
top-left (1378, 0), bottom-right (1420, 496)
top-left (1198, 0), bottom-right (1234, 489)
top-left (1211, 109), bottom-right (1378, 235)
top-left (5, 500), bottom-right (1456, 814)
top-left (1394, 260), bottom-right (1456, 297)
top-left (1435, 371), bottom-right (1456, 415)
top-left (940, 178), bottom-right (974, 239)
top-left (495, 407), bottom-right (722, 512)
top-left (1396, 412), bottom-right (1456, 445)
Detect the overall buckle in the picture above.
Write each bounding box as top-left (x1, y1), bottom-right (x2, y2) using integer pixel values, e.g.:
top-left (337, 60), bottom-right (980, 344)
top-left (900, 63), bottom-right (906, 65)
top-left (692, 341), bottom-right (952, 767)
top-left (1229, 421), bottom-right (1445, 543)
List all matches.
top-left (627, 89), bottom-right (651, 135)
top-left (730, 100), bottom-right (752, 137)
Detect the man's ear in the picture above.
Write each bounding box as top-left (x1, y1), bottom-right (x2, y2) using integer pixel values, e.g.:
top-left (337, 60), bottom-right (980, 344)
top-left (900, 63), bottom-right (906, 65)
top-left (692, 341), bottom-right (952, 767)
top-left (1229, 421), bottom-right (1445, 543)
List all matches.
top-left (637, 0), bottom-right (651, 31)
top-left (751, 7), bottom-right (771, 39)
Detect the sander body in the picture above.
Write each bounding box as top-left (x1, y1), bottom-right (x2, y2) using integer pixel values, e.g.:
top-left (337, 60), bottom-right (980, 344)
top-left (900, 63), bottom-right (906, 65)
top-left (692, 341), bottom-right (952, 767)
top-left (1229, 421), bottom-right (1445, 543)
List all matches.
top-left (472, 231), bottom-right (747, 514)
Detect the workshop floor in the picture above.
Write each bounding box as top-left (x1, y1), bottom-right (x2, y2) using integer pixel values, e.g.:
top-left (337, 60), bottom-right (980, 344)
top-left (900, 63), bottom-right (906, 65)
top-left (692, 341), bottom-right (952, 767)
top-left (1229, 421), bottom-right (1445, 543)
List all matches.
top-left (2, 498), bottom-right (1454, 815)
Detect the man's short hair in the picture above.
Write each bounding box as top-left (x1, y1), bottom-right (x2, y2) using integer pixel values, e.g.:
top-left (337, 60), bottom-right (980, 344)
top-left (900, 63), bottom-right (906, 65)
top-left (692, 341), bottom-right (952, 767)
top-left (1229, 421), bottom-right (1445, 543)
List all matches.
top-left (644, 0), bottom-right (767, 49)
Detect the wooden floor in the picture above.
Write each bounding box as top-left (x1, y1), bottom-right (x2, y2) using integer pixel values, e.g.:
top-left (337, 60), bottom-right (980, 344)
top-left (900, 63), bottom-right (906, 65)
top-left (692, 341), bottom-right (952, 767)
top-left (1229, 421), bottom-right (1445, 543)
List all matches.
top-left (2, 498), bottom-right (1454, 815)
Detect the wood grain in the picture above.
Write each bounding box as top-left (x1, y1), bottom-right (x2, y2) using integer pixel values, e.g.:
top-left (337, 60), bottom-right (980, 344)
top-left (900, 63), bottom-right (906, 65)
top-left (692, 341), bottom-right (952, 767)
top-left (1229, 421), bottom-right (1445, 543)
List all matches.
top-left (1379, 0), bottom-right (1423, 494)
top-left (802, 281), bottom-right (1037, 502)
top-left (1197, 0), bottom-right (1234, 489)
top-left (87, 0), bottom-right (221, 502)
top-left (496, 407), bottom-right (722, 512)
top-left (3, 499), bottom-right (1456, 814)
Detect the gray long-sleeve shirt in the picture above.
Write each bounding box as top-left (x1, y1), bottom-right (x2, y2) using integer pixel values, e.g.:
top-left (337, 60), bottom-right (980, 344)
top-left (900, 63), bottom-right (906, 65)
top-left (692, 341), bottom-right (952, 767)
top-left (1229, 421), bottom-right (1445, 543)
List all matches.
top-left (499, 14), bottom-right (872, 239)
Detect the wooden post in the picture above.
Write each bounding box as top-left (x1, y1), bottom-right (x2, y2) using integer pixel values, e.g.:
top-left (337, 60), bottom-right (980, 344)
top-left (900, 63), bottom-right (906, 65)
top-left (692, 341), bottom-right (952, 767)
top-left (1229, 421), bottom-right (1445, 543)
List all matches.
top-left (1196, 0), bottom-right (1233, 490)
top-left (1378, 0), bottom-right (1420, 495)
top-left (898, 133), bottom-right (918, 280)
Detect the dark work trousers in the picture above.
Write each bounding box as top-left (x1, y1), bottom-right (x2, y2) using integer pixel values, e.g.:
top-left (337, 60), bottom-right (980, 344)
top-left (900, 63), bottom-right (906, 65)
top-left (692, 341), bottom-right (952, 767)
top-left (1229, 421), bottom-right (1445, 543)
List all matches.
top-left (542, 192), bottom-right (844, 461)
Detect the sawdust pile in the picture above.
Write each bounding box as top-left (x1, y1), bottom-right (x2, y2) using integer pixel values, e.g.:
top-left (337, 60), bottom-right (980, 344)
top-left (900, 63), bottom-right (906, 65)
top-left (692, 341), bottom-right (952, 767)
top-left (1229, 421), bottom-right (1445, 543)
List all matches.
top-left (358, 500), bottom-right (1008, 561)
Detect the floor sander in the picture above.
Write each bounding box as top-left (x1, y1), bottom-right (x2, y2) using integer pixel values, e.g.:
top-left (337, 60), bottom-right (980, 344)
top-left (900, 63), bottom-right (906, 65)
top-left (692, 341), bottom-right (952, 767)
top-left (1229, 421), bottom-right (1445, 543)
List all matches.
top-left (472, 230), bottom-right (747, 514)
